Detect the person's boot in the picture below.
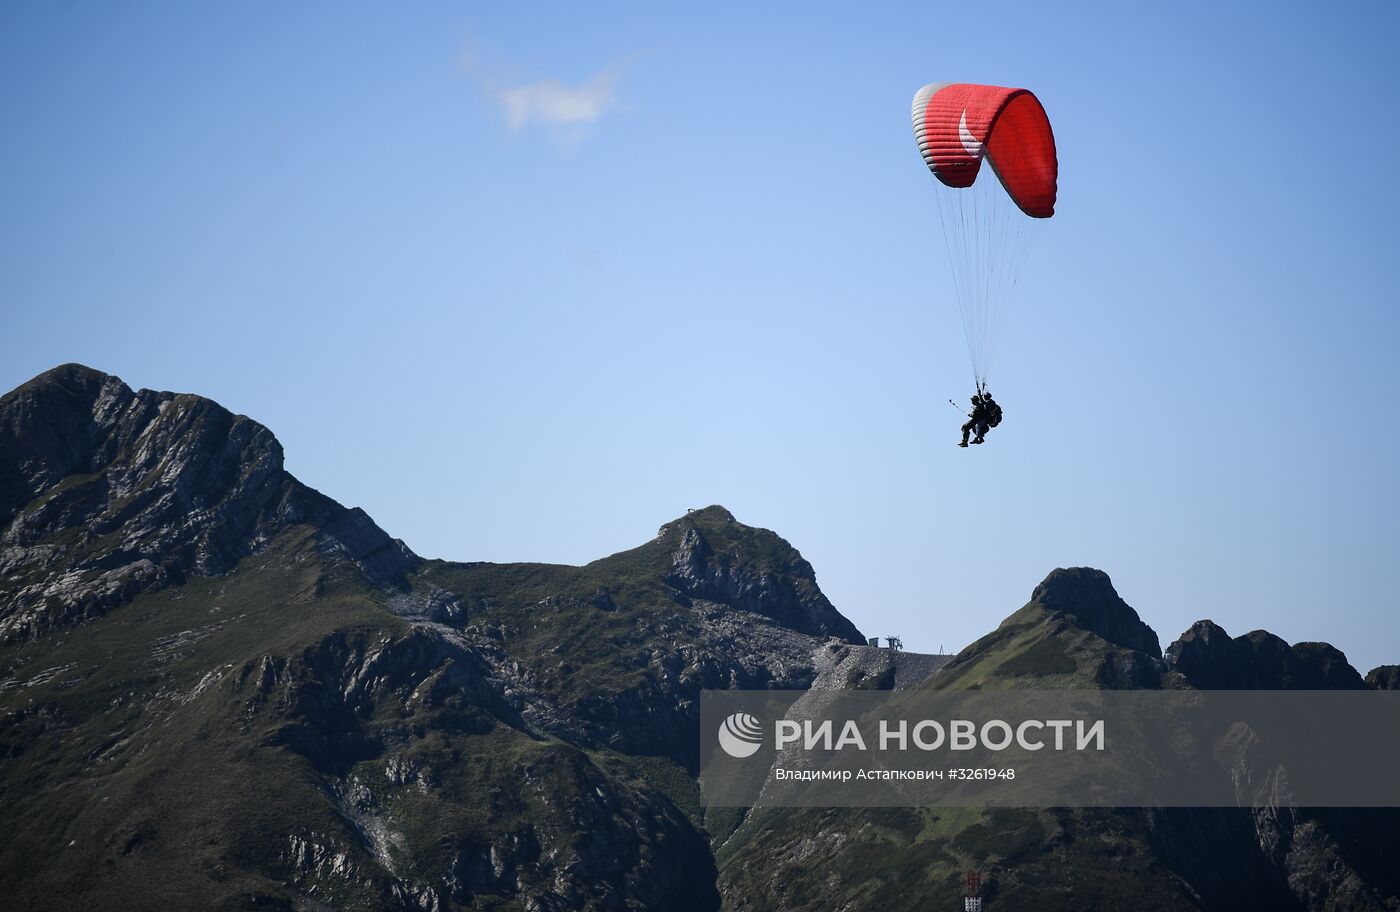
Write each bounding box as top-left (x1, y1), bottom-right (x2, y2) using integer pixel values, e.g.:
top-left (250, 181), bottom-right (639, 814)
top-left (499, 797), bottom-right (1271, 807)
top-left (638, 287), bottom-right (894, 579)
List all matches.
top-left (957, 439), bottom-right (969, 447)
top-left (972, 437), bottom-right (984, 445)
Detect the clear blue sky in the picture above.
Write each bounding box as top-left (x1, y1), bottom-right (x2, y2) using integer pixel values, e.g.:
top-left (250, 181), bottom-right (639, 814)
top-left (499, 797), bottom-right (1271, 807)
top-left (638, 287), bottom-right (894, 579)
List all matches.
top-left (4, 2), bottom-right (1398, 672)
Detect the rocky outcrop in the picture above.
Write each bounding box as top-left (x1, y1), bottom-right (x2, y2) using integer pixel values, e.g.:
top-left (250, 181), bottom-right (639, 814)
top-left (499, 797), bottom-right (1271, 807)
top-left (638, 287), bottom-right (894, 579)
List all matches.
top-left (932, 567), bottom-right (1165, 689)
top-left (0, 364), bottom-right (416, 641)
top-left (1165, 621), bottom-right (1366, 690)
top-left (1030, 567), bottom-right (1162, 657)
top-left (0, 607), bottom-right (724, 912)
top-left (1366, 665), bottom-right (1400, 690)
top-left (562, 605), bottom-right (823, 769)
top-left (239, 623), bottom-right (721, 911)
top-left (1290, 641), bottom-right (1367, 690)
top-left (1150, 624), bottom-right (1388, 910)
top-left (1162, 620), bottom-right (1240, 688)
top-left (658, 505), bottom-right (865, 644)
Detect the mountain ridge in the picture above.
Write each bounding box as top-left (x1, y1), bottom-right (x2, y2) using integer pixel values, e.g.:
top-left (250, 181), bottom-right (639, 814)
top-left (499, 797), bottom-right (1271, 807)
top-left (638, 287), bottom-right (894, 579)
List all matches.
top-left (0, 363), bottom-right (866, 910)
top-left (2, 363), bottom-right (1397, 912)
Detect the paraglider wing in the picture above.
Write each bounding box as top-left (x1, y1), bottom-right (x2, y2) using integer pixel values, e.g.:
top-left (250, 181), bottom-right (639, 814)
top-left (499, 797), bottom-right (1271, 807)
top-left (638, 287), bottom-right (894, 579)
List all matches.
top-left (911, 82), bottom-right (1059, 388)
top-left (911, 83), bottom-right (1058, 218)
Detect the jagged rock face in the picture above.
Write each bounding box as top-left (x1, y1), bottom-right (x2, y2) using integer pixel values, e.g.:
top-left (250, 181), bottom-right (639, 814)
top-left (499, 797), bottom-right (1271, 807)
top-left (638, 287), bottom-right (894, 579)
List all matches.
top-left (1366, 665), bottom-right (1400, 690)
top-left (1163, 620), bottom-right (1239, 687)
top-left (238, 624), bottom-right (720, 911)
top-left (0, 364), bottom-right (416, 641)
top-left (1290, 641), bottom-right (1367, 690)
top-left (414, 553), bottom-right (837, 772)
top-left (558, 607), bottom-right (822, 768)
top-left (1092, 648), bottom-right (1163, 689)
top-left (1030, 567), bottom-right (1162, 658)
top-left (1166, 621), bottom-right (1366, 690)
top-left (658, 505), bottom-right (865, 645)
top-left (1148, 805), bottom-right (1400, 912)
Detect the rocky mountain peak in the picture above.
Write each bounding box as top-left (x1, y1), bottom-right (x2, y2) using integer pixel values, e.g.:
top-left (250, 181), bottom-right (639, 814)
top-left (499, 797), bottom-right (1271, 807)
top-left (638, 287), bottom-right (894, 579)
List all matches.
top-left (1165, 620), bottom-right (1365, 689)
top-left (0, 364), bottom-right (416, 642)
top-left (654, 504), bottom-right (865, 644)
top-left (1029, 567), bottom-right (1162, 658)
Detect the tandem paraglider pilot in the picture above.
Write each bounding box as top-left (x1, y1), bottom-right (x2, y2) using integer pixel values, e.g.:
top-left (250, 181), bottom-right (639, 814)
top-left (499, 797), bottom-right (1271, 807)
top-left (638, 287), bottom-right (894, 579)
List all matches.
top-left (958, 390), bottom-right (1002, 448)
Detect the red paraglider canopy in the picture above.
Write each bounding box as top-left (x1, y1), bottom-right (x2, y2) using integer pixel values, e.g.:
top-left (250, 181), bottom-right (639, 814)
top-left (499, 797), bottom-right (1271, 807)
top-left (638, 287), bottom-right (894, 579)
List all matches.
top-left (911, 83), bottom-right (1057, 218)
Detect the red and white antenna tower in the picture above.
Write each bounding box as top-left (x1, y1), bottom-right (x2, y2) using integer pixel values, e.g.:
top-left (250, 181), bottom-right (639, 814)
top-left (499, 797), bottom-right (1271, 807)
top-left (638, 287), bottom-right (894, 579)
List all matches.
top-left (963, 871), bottom-right (983, 912)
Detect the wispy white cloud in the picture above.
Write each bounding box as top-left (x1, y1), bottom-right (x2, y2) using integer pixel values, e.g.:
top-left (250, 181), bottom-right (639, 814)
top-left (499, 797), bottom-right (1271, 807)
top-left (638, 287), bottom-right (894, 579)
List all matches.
top-left (497, 70), bottom-right (618, 131)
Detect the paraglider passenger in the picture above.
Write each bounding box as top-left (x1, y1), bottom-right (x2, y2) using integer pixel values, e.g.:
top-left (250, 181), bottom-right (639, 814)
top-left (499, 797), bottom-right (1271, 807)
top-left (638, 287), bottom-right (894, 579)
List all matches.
top-left (978, 391), bottom-right (1001, 443)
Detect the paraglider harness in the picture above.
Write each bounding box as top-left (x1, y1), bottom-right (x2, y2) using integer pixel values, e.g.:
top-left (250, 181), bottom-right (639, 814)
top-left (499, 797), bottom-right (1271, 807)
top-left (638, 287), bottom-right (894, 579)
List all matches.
top-left (974, 382), bottom-right (1002, 428)
top-left (983, 397), bottom-right (1002, 428)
